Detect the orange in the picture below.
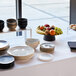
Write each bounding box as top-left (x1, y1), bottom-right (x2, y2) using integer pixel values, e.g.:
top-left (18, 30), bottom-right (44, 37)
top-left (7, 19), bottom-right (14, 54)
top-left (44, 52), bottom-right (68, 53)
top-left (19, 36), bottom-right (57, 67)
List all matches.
top-left (40, 26), bottom-right (44, 30)
top-left (49, 30), bottom-right (55, 35)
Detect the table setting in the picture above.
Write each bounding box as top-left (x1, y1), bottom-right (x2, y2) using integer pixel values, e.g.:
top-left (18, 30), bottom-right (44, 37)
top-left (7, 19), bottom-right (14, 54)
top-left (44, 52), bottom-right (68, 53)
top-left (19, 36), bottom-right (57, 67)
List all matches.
top-left (0, 21), bottom-right (66, 70)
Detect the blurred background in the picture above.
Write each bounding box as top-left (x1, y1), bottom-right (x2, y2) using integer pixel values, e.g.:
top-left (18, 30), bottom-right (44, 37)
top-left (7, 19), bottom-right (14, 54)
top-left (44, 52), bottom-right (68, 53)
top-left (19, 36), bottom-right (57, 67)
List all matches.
top-left (0, 0), bottom-right (70, 41)
top-left (0, 0), bottom-right (69, 23)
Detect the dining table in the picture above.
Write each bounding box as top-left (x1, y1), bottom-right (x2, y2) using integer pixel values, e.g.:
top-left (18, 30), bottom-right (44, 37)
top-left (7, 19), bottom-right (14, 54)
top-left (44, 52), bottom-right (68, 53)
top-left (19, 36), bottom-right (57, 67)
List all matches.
top-left (0, 0), bottom-right (76, 76)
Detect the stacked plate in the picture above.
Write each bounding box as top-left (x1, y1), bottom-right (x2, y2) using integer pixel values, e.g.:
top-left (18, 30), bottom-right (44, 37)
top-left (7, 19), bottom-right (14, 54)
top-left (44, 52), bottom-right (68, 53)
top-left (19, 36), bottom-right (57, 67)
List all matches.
top-left (7, 46), bottom-right (34, 60)
top-left (0, 40), bottom-right (9, 51)
top-left (0, 40), bottom-right (9, 55)
top-left (0, 56), bottom-right (15, 69)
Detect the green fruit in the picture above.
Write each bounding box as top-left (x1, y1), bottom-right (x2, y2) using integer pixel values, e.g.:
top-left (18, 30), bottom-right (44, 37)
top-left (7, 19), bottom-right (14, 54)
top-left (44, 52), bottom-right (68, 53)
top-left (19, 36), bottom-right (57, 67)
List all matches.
top-left (55, 27), bottom-right (63, 35)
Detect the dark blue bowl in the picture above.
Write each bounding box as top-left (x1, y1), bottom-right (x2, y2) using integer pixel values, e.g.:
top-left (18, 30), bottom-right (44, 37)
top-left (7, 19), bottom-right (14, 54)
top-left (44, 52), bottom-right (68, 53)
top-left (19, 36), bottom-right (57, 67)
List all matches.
top-left (44, 35), bottom-right (55, 41)
top-left (0, 20), bottom-right (4, 32)
top-left (18, 18), bottom-right (27, 29)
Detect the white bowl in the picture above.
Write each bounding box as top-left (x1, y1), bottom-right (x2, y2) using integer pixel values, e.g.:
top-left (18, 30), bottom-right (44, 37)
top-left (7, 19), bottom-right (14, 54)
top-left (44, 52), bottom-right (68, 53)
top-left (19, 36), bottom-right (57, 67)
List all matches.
top-left (7, 46), bottom-right (34, 60)
top-left (25, 38), bottom-right (40, 49)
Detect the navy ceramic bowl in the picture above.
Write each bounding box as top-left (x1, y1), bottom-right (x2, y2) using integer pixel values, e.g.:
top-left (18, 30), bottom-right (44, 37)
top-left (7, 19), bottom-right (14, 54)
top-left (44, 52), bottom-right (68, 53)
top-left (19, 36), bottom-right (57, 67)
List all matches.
top-left (18, 18), bottom-right (27, 29)
top-left (0, 20), bottom-right (4, 32)
top-left (44, 35), bottom-right (55, 41)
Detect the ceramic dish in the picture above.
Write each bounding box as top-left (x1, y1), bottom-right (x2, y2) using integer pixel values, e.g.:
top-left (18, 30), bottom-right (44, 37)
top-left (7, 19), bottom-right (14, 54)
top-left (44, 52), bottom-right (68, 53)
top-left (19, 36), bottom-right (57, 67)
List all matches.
top-left (40, 43), bottom-right (55, 53)
top-left (25, 38), bottom-right (40, 49)
top-left (7, 19), bottom-right (17, 31)
top-left (0, 20), bottom-right (4, 32)
top-left (0, 56), bottom-right (15, 69)
top-left (38, 53), bottom-right (54, 62)
top-left (7, 46), bottom-right (34, 60)
top-left (0, 40), bottom-right (9, 51)
top-left (18, 18), bottom-right (27, 29)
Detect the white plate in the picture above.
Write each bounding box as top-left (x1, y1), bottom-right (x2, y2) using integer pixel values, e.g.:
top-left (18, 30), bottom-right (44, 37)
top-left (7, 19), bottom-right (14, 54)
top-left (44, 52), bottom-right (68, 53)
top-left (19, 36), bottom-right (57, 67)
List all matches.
top-left (38, 53), bottom-right (54, 62)
top-left (0, 40), bottom-right (9, 51)
top-left (7, 46), bottom-right (34, 60)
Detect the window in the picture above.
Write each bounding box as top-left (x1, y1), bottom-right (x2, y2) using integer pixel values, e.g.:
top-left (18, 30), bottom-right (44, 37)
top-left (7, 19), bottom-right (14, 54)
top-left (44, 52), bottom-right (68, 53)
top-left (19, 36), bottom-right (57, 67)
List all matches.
top-left (0, 0), bottom-right (16, 20)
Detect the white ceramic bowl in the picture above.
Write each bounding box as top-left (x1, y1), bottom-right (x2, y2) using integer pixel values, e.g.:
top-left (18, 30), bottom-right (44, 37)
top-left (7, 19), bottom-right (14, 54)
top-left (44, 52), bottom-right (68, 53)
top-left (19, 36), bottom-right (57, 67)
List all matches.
top-left (25, 38), bottom-right (40, 49)
top-left (7, 46), bottom-right (34, 60)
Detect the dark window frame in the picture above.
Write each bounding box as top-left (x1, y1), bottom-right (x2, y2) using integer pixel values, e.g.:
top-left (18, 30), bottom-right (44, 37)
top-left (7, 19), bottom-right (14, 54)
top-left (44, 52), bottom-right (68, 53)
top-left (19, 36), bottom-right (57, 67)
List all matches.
top-left (16, 0), bottom-right (22, 19)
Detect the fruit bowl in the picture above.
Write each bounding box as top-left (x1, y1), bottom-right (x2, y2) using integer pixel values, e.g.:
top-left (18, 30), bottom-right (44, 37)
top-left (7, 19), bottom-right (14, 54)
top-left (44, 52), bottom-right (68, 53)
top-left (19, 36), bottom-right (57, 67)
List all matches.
top-left (70, 24), bottom-right (76, 31)
top-left (36, 24), bottom-right (63, 41)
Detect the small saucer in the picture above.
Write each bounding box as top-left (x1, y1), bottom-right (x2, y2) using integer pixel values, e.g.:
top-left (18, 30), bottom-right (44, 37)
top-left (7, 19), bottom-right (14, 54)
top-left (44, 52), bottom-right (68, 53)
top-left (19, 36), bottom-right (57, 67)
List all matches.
top-left (38, 53), bottom-right (54, 62)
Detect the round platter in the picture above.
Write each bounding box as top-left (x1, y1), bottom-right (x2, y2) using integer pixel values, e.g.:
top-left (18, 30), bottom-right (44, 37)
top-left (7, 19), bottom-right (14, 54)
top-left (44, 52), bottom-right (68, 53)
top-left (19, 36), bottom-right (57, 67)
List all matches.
top-left (38, 53), bottom-right (54, 62)
top-left (0, 40), bottom-right (9, 51)
top-left (7, 46), bottom-right (34, 60)
top-left (0, 56), bottom-right (15, 69)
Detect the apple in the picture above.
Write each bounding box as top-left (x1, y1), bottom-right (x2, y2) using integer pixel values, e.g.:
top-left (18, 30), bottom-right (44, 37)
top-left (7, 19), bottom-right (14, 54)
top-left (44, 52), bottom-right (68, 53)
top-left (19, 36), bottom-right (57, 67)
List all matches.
top-left (46, 27), bottom-right (51, 30)
top-left (45, 30), bottom-right (50, 35)
top-left (44, 24), bottom-right (50, 27)
top-left (40, 26), bottom-right (44, 30)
